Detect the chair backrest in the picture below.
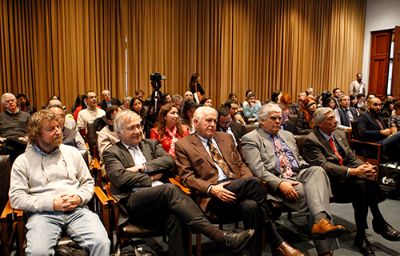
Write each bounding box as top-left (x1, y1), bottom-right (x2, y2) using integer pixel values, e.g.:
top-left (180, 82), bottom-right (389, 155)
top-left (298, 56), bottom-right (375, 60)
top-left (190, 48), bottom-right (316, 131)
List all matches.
top-left (86, 123), bottom-right (99, 158)
top-left (0, 155), bottom-right (11, 211)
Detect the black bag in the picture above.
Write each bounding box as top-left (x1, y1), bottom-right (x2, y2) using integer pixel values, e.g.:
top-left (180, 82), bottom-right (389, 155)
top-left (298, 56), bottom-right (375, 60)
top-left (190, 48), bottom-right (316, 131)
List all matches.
top-left (378, 162), bottom-right (400, 199)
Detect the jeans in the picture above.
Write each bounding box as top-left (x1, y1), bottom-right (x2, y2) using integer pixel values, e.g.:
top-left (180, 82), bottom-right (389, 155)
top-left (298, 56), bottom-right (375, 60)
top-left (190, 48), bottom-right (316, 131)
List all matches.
top-left (25, 206), bottom-right (110, 256)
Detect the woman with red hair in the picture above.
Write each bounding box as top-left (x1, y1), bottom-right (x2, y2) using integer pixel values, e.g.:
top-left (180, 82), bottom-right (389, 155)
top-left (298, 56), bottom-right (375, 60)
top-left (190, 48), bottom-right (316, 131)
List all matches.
top-left (296, 96), bottom-right (317, 134)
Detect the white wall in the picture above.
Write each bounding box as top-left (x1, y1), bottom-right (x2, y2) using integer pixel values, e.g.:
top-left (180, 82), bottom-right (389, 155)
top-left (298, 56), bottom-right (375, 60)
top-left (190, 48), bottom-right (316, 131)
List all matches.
top-left (363, 0), bottom-right (400, 93)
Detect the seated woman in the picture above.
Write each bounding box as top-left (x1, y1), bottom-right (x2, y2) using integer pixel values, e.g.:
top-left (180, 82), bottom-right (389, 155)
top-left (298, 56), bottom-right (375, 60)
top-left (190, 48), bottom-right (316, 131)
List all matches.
top-left (179, 99), bottom-right (197, 134)
top-left (150, 103), bottom-right (189, 157)
top-left (130, 96), bottom-right (146, 120)
top-left (296, 96), bottom-right (317, 134)
top-left (199, 96), bottom-right (212, 107)
top-left (242, 91), bottom-right (261, 123)
top-left (389, 100), bottom-right (400, 134)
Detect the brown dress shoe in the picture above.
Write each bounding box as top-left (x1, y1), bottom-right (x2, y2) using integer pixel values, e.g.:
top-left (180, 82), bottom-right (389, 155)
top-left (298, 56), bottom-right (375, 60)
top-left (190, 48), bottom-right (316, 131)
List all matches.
top-left (310, 218), bottom-right (345, 239)
top-left (272, 241), bottom-right (304, 256)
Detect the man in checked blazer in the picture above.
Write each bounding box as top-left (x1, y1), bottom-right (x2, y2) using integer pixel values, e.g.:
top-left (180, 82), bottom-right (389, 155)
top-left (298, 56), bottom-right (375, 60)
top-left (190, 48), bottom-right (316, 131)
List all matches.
top-left (303, 107), bottom-right (400, 256)
top-left (241, 103), bottom-right (344, 256)
top-left (175, 106), bottom-right (303, 256)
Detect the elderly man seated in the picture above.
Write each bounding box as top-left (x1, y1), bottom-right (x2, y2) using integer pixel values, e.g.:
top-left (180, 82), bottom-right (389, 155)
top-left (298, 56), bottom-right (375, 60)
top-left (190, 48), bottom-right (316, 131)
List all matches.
top-left (241, 103), bottom-right (345, 256)
top-left (303, 107), bottom-right (400, 256)
top-left (0, 93), bottom-right (30, 162)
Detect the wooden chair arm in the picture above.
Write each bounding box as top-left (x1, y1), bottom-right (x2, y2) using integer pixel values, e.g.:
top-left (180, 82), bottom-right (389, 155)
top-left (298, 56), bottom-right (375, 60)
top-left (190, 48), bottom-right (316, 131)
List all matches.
top-left (94, 186), bottom-right (110, 206)
top-left (351, 139), bottom-right (382, 148)
top-left (1, 200), bottom-right (13, 220)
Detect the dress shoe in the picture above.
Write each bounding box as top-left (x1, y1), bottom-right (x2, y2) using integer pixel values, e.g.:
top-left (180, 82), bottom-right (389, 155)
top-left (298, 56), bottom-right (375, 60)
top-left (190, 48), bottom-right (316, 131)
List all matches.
top-left (354, 236), bottom-right (375, 256)
top-left (310, 218), bottom-right (346, 239)
top-left (372, 219), bottom-right (400, 241)
top-left (223, 229), bottom-right (254, 252)
top-left (272, 241), bottom-right (304, 256)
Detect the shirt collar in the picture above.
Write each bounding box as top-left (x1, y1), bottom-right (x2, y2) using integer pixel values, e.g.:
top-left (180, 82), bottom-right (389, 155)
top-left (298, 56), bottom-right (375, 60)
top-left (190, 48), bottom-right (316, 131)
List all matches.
top-left (318, 128), bottom-right (332, 140)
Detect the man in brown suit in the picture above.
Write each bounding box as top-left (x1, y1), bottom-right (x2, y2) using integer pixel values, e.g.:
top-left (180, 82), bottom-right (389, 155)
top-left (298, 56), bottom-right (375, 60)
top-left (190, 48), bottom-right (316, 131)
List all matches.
top-left (175, 106), bottom-right (303, 256)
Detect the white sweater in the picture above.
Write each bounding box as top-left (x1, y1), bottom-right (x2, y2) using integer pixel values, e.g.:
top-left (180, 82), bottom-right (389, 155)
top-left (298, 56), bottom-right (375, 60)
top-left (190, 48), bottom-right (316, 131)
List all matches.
top-left (9, 143), bottom-right (94, 212)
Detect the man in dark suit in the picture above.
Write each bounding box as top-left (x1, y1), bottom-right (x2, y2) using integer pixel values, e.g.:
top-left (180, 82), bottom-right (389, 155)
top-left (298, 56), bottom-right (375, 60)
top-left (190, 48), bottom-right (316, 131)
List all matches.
top-left (217, 106), bottom-right (246, 147)
top-left (356, 97), bottom-right (400, 162)
top-left (241, 103), bottom-right (345, 256)
top-left (99, 90), bottom-right (121, 111)
top-left (303, 107), bottom-right (400, 256)
top-left (102, 110), bottom-right (253, 256)
top-left (175, 106), bottom-right (303, 256)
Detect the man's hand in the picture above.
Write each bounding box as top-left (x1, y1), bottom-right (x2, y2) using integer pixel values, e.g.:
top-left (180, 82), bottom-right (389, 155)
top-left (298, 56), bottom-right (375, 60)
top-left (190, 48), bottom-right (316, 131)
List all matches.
top-left (278, 181), bottom-right (300, 202)
top-left (349, 163), bottom-right (377, 180)
top-left (151, 173), bottom-right (163, 181)
top-left (380, 128), bottom-right (392, 137)
top-left (210, 181), bottom-right (236, 203)
top-left (17, 136), bottom-right (28, 143)
top-left (53, 194), bottom-right (82, 212)
top-left (0, 137), bottom-right (6, 143)
top-left (127, 165), bottom-right (145, 173)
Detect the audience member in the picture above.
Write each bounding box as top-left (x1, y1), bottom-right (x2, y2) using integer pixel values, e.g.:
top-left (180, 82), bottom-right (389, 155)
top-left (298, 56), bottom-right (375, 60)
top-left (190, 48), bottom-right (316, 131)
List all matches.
top-left (242, 92), bottom-right (261, 123)
top-left (271, 90), bottom-right (282, 103)
top-left (130, 97), bottom-right (146, 120)
top-left (184, 91), bottom-right (194, 101)
top-left (224, 100), bottom-right (246, 125)
top-left (200, 96), bottom-right (213, 107)
top-left (47, 99), bottom-right (76, 130)
top-left (171, 94), bottom-right (183, 110)
top-left (241, 103), bottom-right (344, 256)
top-left (135, 89), bottom-right (145, 101)
top-left (163, 93), bottom-right (172, 103)
top-left (47, 105), bottom-right (86, 155)
top-left (179, 99), bottom-right (197, 133)
top-left (356, 93), bottom-right (366, 109)
top-left (296, 96), bottom-right (317, 134)
top-left (97, 105), bottom-right (121, 159)
top-left (306, 87), bottom-right (315, 99)
top-left (334, 95), bottom-right (359, 131)
top-left (150, 103), bottom-right (189, 157)
top-left (216, 106), bottom-right (246, 147)
top-left (189, 72), bottom-right (205, 104)
top-left (389, 101), bottom-right (400, 134)
top-left (279, 103), bottom-right (298, 134)
top-left (304, 107), bottom-right (400, 255)
top-left (350, 94), bottom-right (358, 108)
top-left (9, 110), bottom-right (110, 255)
top-left (99, 89), bottom-right (121, 111)
top-left (103, 110), bottom-right (254, 256)
top-left (77, 91), bottom-right (105, 137)
top-left (380, 99), bottom-right (395, 119)
top-left (0, 93), bottom-right (30, 161)
top-left (356, 97), bottom-right (400, 162)
top-left (72, 94), bottom-right (88, 121)
top-left (175, 106), bottom-right (303, 256)
top-left (16, 93), bottom-right (36, 114)
top-left (332, 88), bottom-right (342, 107)
top-left (228, 92), bottom-right (238, 103)
top-left (121, 96), bottom-right (132, 110)
top-left (350, 72), bottom-right (366, 95)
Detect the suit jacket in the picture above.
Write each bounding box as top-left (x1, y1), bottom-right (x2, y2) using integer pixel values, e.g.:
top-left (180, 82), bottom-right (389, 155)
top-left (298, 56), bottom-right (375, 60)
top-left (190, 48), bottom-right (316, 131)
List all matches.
top-left (241, 128), bottom-right (307, 193)
top-left (175, 132), bottom-right (253, 212)
top-left (356, 111), bottom-right (387, 142)
top-left (99, 98), bottom-right (121, 111)
top-left (303, 128), bottom-right (363, 185)
top-left (217, 122), bottom-right (246, 145)
top-left (103, 140), bottom-right (174, 224)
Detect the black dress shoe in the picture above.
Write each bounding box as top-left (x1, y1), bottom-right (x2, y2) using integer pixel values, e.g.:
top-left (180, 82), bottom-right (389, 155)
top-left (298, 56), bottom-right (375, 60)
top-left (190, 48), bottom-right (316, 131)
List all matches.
top-left (354, 237), bottom-right (375, 256)
top-left (223, 229), bottom-right (255, 252)
top-left (372, 219), bottom-right (400, 241)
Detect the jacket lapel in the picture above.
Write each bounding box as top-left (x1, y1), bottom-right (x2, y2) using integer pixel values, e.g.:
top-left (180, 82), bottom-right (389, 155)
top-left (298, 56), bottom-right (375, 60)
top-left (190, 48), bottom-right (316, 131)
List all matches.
top-left (117, 141), bottom-right (136, 167)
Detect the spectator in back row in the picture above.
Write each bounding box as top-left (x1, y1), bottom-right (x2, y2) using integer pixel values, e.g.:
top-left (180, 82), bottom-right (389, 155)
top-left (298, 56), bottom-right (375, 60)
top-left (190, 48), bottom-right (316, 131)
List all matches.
top-left (16, 93), bottom-right (36, 114)
top-left (334, 95), bottom-right (359, 132)
top-left (189, 72), bottom-right (205, 105)
top-left (242, 92), bottom-right (261, 123)
top-left (224, 100), bottom-right (246, 125)
top-left (99, 89), bottom-right (121, 111)
top-left (97, 105), bottom-right (121, 159)
top-left (0, 93), bottom-right (30, 162)
top-left (77, 91), bottom-right (105, 137)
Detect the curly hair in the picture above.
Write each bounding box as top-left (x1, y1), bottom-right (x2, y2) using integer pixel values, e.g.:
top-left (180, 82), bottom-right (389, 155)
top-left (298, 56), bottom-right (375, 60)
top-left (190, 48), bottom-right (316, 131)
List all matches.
top-left (27, 110), bottom-right (58, 143)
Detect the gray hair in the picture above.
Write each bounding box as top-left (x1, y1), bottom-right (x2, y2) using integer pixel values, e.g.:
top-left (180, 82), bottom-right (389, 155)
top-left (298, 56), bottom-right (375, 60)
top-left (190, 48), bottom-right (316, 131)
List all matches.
top-left (1, 93), bottom-right (16, 106)
top-left (339, 94), bottom-right (350, 102)
top-left (313, 107), bottom-right (334, 126)
top-left (257, 103), bottom-right (281, 122)
top-left (193, 106), bottom-right (217, 123)
top-left (113, 110), bottom-right (141, 135)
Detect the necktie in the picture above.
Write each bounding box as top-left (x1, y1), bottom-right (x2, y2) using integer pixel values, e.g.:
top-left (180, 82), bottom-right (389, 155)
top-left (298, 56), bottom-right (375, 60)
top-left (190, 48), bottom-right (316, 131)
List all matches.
top-left (207, 140), bottom-right (235, 179)
top-left (329, 137), bottom-right (343, 165)
top-left (273, 136), bottom-right (293, 178)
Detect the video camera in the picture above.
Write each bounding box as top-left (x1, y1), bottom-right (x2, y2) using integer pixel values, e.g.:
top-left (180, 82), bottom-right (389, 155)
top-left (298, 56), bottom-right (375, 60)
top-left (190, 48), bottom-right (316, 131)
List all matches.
top-left (150, 72), bottom-right (166, 90)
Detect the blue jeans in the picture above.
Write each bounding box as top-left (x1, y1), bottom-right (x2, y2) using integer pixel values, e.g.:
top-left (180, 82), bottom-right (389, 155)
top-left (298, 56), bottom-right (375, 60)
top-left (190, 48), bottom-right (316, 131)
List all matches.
top-left (25, 206), bottom-right (110, 256)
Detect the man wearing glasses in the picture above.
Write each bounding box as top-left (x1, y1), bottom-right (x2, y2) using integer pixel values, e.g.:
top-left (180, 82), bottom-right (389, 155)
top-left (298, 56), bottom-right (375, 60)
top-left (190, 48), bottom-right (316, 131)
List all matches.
top-left (356, 97), bottom-right (400, 162)
top-left (216, 106), bottom-right (246, 148)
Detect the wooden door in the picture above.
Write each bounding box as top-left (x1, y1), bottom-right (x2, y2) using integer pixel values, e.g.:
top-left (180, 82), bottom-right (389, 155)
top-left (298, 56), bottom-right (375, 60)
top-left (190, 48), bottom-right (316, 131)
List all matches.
top-left (392, 26), bottom-right (400, 98)
top-left (368, 30), bottom-right (392, 98)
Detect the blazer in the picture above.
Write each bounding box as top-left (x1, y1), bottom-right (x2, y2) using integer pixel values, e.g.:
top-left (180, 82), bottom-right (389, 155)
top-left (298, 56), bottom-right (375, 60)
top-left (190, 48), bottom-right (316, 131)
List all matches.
top-left (303, 128), bottom-right (363, 185)
top-left (356, 111), bottom-right (387, 142)
top-left (103, 140), bottom-right (174, 224)
top-left (241, 128), bottom-right (307, 192)
top-left (175, 132), bottom-right (253, 212)
top-left (216, 121), bottom-right (246, 145)
top-left (99, 98), bottom-right (122, 111)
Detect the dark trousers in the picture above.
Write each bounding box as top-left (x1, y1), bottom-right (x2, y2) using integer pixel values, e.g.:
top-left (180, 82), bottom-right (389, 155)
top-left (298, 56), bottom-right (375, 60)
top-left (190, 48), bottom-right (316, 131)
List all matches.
top-left (125, 184), bottom-right (213, 256)
top-left (333, 177), bottom-right (384, 231)
top-left (207, 177), bottom-right (268, 256)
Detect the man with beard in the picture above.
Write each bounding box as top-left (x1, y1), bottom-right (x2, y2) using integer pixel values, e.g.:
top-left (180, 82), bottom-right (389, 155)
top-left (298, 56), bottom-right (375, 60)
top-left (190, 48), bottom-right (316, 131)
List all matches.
top-left (304, 107), bottom-right (400, 255)
top-left (356, 97), bottom-right (400, 162)
top-left (9, 110), bottom-right (110, 255)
